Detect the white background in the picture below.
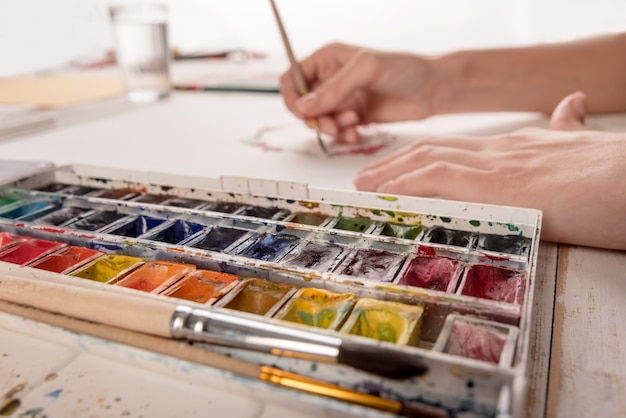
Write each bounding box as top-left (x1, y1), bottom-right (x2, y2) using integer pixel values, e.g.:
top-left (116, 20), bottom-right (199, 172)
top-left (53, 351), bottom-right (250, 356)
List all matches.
top-left (1, 0), bottom-right (626, 77)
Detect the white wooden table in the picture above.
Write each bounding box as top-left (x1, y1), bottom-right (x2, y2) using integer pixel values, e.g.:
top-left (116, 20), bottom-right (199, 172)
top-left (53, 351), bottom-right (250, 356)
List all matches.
top-left (0, 64), bottom-right (624, 417)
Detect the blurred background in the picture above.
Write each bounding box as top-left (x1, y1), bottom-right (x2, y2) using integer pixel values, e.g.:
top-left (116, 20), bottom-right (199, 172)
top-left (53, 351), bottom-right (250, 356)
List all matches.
top-left (1, 0), bottom-right (626, 77)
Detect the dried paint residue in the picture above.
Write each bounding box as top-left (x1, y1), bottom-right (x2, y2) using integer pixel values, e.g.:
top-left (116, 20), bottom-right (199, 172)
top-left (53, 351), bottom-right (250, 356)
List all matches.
top-left (343, 298), bottom-right (424, 345)
top-left (460, 264), bottom-right (526, 304)
top-left (115, 261), bottom-right (195, 293)
top-left (162, 270), bottom-right (240, 303)
top-left (276, 288), bottom-right (357, 330)
top-left (444, 321), bottom-right (507, 364)
top-left (221, 279), bottom-right (295, 316)
top-left (400, 256), bottom-right (463, 292)
top-left (70, 254), bottom-right (144, 283)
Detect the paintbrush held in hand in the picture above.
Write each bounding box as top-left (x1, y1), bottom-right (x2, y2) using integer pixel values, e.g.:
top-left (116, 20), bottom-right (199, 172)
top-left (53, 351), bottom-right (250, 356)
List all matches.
top-left (268, 0), bottom-right (330, 157)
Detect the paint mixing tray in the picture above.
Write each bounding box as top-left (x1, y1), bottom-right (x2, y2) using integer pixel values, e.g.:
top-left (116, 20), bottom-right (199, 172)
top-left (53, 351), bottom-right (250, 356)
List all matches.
top-left (0, 163), bottom-right (542, 417)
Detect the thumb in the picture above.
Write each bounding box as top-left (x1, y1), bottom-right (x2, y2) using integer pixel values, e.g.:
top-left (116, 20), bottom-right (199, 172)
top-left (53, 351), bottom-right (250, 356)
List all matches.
top-left (549, 91), bottom-right (588, 131)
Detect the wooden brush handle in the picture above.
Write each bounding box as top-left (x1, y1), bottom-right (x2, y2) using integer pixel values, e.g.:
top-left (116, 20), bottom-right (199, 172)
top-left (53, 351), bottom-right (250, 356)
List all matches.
top-left (0, 273), bottom-right (174, 337)
top-left (269, 0), bottom-right (308, 94)
top-left (0, 275), bottom-right (440, 417)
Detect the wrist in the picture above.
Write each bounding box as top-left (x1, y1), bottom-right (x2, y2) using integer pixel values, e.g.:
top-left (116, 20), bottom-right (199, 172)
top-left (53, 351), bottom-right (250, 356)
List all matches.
top-left (426, 52), bottom-right (465, 116)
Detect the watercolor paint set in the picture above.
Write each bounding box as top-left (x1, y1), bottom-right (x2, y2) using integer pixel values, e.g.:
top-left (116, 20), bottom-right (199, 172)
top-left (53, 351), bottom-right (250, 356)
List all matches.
top-left (0, 163), bottom-right (542, 417)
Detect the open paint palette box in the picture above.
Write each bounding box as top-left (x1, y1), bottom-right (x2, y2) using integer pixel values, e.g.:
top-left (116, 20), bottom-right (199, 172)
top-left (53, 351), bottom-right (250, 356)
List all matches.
top-left (0, 163), bottom-right (542, 417)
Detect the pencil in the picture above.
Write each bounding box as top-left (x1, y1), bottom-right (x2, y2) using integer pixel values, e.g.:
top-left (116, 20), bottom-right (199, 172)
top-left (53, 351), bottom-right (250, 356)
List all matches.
top-left (268, 0), bottom-right (331, 156)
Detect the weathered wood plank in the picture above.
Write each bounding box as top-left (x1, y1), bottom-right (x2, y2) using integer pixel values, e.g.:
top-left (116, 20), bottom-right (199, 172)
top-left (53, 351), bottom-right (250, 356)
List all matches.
top-left (525, 241), bottom-right (558, 418)
top-left (548, 245), bottom-right (626, 418)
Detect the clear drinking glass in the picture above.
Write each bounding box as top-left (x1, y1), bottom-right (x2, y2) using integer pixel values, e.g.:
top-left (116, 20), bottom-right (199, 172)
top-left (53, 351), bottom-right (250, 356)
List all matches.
top-left (109, 3), bottom-right (171, 104)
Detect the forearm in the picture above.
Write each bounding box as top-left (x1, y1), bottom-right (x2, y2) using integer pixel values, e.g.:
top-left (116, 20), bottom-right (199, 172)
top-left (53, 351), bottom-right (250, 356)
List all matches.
top-left (432, 33), bottom-right (626, 115)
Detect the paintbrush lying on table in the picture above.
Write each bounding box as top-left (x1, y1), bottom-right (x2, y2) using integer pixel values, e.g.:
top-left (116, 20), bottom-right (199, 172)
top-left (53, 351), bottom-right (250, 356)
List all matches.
top-left (268, 0), bottom-right (331, 157)
top-left (0, 273), bottom-right (428, 380)
top-left (0, 298), bottom-right (444, 418)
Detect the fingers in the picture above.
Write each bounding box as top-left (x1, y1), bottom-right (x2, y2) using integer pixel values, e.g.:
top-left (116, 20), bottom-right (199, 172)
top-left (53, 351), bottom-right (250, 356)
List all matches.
top-left (315, 109), bottom-right (359, 134)
top-left (549, 91), bottom-right (588, 131)
top-left (359, 135), bottom-right (488, 174)
top-left (280, 71), bottom-right (306, 118)
top-left (335, 109), bottom-right (359, 128)
top-left (280, 43), bottom-right (357, 118)
top-left (308, 110), bottom-right (359, 143)
top-left (295, 49), bottom-right (379, 117)
top-left (279, 43), bottom-right (368, 143)
top-left (355, 143), bottom-right (489, 192)
top-left (332, 109), bottom-right (361, 143)
top-left (356, 161), bottom-right (493, 202)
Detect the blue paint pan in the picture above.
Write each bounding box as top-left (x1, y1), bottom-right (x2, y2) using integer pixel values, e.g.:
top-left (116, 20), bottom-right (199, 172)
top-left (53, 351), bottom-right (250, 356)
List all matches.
top-left (144, 219), bottom-right (206, 244)
top-left (104, 215), bottom-right (167, 238)
top-left (0, 200), bottom-right (58, 220)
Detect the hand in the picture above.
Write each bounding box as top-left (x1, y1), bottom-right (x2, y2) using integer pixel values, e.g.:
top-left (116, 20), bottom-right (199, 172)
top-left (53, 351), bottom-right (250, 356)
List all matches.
top-left (280, 43), bottom-right (438, 143)
top-left (354, 92), bottom-right (626, 250)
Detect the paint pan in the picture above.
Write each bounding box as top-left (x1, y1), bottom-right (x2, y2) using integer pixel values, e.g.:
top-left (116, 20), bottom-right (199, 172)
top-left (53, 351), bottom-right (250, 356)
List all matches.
top-left (274, 287), bottom-right (357, 330)
top-left (237, 205), bottom-right (291, 220)
top-left (216, 278), bottom-right (296, 316)
top-left (91, 188), bottom-right (138, 200)
top-left (115, 260), bottom-right (195, 293)
top-left (205, 201), bottom-right (244, 214)
top-left (0, 232), bottom-right (23, 252)
top-left (57, 185), bottom-right (101, 195)
top-left (143, 220), bottom-right (206, 245)
top-left (340, 298), bottom-right (424, 346)
top-left (27, 246), bottom-right (104, 274)
top-left (281, 240), bottom-right (345, 272)
top-left (376, 222), bottom-right (425, 240)
top-left (424, 226), bottom-right (477, 249)
top-left (236, 232), bottom-right (300, 262)
top-left (187, 226), bottom-right (250, 252)
top-left (224, 217), bottom-right (266, 231)
top-left (476, 233), bottom-right (532, 257)
top-left (27, 206), bottom-right (91, 226)
top-left (398, 256), bottom-right (464, 292)
top-left (335, 248), bottom-right (406, 282)
top-left (432, 314), bottom-right (519, 366)
top-left (286, 212), bottom-right (329, 226)
top-left (329, 217), bottom-right (375, 233)
top-left (69, 254), bottom-right (144, 283)
top-left (66, 210), bottom-right (129, 232)
top-left (130, 194), bottom-right (170, 204)
top-left (0, 236), bottom-right (66, 265)
top-left (34, 182), bottom-right (75, 193)
top-left (0, 200), bottom-right (58, 220)
top-left (35, 182), bottom-right (101, 194)
top-left (160, 270), bottom-right (241, 304)
top-left (458, 264), bottom-right (527, 304)
top-left (0, 196), bottom-right (19, 207)
top-left (103, 215), bottom-right (167, 238)
top-left (161, 197), bottom-right (208, 209)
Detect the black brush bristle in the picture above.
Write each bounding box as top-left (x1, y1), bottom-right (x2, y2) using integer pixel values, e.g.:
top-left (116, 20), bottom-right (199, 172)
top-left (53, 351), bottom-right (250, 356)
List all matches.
top-left (338, 340), bottom-right (429, 379)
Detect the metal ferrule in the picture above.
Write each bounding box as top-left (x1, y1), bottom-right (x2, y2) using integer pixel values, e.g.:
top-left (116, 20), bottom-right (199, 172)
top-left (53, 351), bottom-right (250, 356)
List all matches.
top-left (170, 305), bottom-right (341, 361)
top-left (171, 305), bottom-right (341, 346)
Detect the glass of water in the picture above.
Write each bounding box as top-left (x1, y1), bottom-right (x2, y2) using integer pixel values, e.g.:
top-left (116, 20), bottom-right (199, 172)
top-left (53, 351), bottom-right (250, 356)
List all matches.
top-left (109, 3), bottom-right (171, 104)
